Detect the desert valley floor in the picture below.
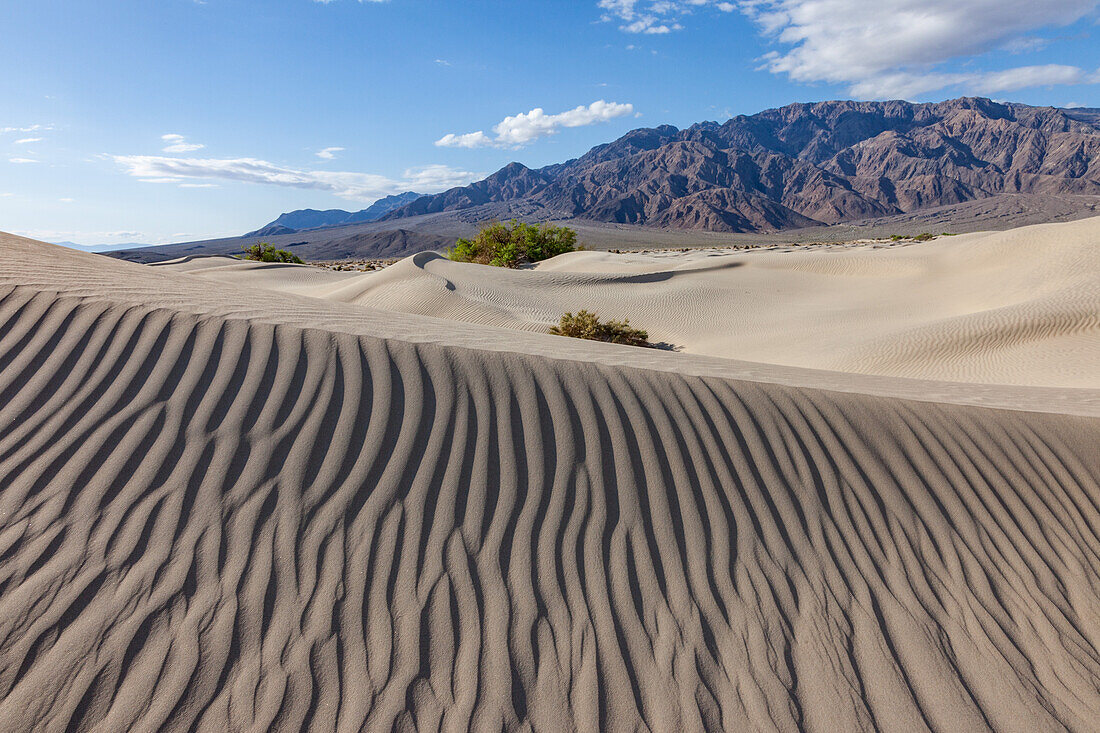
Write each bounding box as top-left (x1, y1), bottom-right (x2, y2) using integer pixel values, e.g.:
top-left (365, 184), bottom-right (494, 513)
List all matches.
top-left (0, 218), bottom-right (1097, 730)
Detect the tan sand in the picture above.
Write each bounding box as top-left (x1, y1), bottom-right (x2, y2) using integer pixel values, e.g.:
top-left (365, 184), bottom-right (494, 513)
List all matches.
top-left (0, 228), bottom-right (1098, 730)
top-left (160, 216), bottom-right (1100, 388)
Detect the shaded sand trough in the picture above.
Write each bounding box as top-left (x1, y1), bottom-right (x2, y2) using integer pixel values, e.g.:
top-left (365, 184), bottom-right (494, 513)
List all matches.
top-left (0, 224), bottom-right (1098, 730)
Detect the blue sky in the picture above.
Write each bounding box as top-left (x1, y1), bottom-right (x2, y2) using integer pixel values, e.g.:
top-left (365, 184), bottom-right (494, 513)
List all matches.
top-left (3, 0), bottom-right (1099, 246)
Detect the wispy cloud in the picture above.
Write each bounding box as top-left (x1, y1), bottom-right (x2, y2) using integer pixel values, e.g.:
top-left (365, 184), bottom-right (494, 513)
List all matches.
top-left (597, 0), bottom-right (735, 34)
top-left (741, 0), bottom-right (1100, 99)
top-left (161, 133), bottom-right (205, 153)
top-left (8, 158), bottom-right (38, 164)
top-left (316, 146), bottom-right (345, 160)
top-left (14, 229), bottom-right (149, 245)
top-left (0, 124), bottom-right (52, 134)
top-left (436, 100), bottom-right (635, 148)
top-left (967, 64), bottom-right (1100, 95)
top-left (111, 154), bottom-right (482, 200)
top-left (13, 137), bottom-right (43, 145)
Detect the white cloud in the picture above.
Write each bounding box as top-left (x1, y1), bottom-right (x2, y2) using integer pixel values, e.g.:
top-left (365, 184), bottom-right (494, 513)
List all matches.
top-left (402, 164), bottom-right (485, 191)
top-left (58, 197), bottom-right (74, 203)
top-left (13, 137), bottom-right (43, 145)
top-left (740, 0), bottom-right (1100, 98)
top-left (8, 158), bottom-right (37, 164)
top-left (0, 124), bottom-right (51, 134)
top-left (436, 100), bottom-right (635, 149)
top-left (179, 183), bottom-right (219, 188)
top-left (969, 64), bottom-right (1100, 94)
top-left (111, 154), bottom-right (481, 201)
top-left (14, 229), bottom-right (149, 245)
top-left (316, 146), bottom-right (345, 159)
top-left (598, 0), bottom-right (735, 33)
top-left (434, 131), bottom-right (495, 149)
top-left (161, 133), bottom-right (205, 153)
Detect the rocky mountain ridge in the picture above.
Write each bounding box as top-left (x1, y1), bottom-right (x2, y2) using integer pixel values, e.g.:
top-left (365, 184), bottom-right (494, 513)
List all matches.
top-left (383, 98), bottom-right (1100, 232)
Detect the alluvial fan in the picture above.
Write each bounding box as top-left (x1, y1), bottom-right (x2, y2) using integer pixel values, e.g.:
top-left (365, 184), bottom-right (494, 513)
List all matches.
top-left (0, 233), bottom-right (1098, 731)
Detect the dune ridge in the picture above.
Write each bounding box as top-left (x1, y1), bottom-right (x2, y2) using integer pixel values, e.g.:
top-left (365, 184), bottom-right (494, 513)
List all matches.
top-left (158, 216), bottom-right (1100, 389)
top-left (0, 232), bottom-right (1099, 730)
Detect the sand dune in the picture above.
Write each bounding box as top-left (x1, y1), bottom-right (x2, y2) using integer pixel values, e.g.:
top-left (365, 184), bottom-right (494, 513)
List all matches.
top-left (1, 229), bottom-right (1099, 730)
top-left (160, 217), bottom-right (1100, 388)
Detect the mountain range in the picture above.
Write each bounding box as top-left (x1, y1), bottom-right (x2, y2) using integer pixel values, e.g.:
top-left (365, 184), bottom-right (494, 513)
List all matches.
top-left (247, 191), bottom-right (423, 236)
top-left (108, 97), bottom-right (1100, 264)
top-left (382, 97), bottom-right (1100, 232)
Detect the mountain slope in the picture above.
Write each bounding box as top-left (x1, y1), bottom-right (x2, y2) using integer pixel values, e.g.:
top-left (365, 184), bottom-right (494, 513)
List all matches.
top-left (247, 191), bottom-right (423, 235)
top-left (384, 98), bottom-right (1100, 232)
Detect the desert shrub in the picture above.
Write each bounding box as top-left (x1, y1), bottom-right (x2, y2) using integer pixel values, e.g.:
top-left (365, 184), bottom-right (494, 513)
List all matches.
top-left (913, 232), bottom-right (935, 242)
top-left (447, 220), bottom-right (577, 268)
top-left (549, 310), bottom-right (651, 347)
top-left (243, 242), bottom-right (303, 264)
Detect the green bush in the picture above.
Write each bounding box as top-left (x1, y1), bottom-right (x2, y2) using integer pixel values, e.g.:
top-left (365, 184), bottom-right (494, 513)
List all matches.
top-left (447, 220), bottom-right (577, 268)
top-left (913, 232), bottom-right (935, 242)
top-left (242, 242), bottom-right (304, 264)
top-left (549, 310), bottom-right (651, 348)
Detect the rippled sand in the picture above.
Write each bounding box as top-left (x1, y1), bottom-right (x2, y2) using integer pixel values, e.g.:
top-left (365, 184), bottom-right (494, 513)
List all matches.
top-left (0, 226), bottom-right (1098, 730)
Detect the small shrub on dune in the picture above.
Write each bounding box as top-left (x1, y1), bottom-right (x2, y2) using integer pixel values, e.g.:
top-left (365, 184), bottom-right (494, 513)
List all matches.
top-left (242, 242), bottom-right (304, 264)
top-left (447, 220), bottom-right (577, 268)
top-left (550, 310), bottom-right (651, 348)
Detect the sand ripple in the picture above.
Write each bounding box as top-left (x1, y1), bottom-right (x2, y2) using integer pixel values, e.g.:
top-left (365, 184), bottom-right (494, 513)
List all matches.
top-left (0, 245), bottom-right (1098, 729)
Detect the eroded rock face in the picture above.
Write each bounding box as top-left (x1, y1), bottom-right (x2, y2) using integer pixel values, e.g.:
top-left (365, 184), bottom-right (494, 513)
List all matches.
top-left (384, 97), bottom-right (1100, 232)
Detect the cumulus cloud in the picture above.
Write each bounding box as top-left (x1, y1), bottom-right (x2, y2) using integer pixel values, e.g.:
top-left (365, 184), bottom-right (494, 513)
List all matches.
top-left (434, 131), bottom-right (495, 149)
top-left (161, 133), bottom-right (205, 153)
top-left (316, 146), bottom-right (345, 160)
top-left (111, 154), bottom-right (481, 201)
top-left (741, 0), bottom-right (1100, 98)
top-left (436, 100), bottom-right (635, 149)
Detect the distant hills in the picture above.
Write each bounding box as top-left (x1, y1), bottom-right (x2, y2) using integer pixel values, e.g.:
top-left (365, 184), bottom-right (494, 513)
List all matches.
top-left (382, 97), bottom-right (1100, 232)
top-left (247, 191), bottom-right (424, 236)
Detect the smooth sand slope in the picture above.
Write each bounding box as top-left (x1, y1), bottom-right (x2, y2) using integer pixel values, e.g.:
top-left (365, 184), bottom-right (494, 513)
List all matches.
top-left (0, 230), bottom-right (1099, 730)
top-left (160, 216), bottom-right (1100, 388)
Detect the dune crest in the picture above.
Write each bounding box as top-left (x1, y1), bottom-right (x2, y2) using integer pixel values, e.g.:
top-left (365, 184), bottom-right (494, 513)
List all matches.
top-left (160, 216), bottom-right (1100, 388)
top-left (0, 231), bottom-right (1098, 730)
